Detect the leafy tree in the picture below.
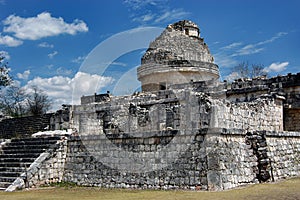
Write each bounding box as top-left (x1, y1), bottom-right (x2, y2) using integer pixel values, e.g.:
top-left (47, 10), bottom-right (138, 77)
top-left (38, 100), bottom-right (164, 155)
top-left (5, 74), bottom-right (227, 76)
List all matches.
top-left (0, 53), bottom-right (12, 88)
top-left (26, 86), bottom-right (51, 116)
top-left (233, 62), bottom-right (267, 79)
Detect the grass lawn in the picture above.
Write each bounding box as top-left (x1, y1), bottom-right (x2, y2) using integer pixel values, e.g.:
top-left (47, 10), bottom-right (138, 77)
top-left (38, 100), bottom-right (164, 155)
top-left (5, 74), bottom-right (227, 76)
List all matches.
top-left (1, 177), bottom-right (300, 200)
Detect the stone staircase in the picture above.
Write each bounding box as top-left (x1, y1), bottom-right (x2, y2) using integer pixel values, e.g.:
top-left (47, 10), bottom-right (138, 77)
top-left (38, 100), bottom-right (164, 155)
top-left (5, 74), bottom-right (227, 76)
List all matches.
top-left (0, 136), bottom-right (61, 190)
top-left (0, 114), bottom-right (52, 139)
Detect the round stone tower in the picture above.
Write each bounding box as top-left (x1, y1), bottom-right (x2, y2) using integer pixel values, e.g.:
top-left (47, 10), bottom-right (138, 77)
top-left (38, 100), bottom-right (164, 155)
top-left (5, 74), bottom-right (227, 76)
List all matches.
top-left (137, 20), bottom-right (220, 92)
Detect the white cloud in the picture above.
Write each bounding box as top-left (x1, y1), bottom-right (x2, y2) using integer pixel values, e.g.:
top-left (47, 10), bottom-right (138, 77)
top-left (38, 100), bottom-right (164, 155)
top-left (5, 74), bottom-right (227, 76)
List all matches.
top-left (231, 44), bottom-right (264, 56)
top-left (48, 51), bottom-right (58, 59)
top-left (71, 56), bottom-right (86, 64)
top-left (38, 42), bottom-right (54, 48)
top-left (23, 72), bottom-right (113, 110)
top-left (112, 65), bottom-right (140, 95)
top-left (133, 13), bottom-right (155, 23)
top-left (257, 32), bottom-right (288, 46)
top-left (124, 0), bottom-right (161, 10)
top-left (0, 34), bottom-right (23, 47)
top-left (214, 32), bottom-right (288, 68)
top-left (263, 62), bottom-right (289, 73)
top-left (17, 70), bottom-right (30, 80)
top-left (124, 0), bottom-right (189, 25)
top-left (3, 12), bottom-right (88, 40)
top-left (213, 52), bottom-right (238, 68)
top-left (225, 72), bottom-right (240, 82)
top-left (141, 14), bottom-right (155, 22)
top-left (0, 50), bottom-right (10, 60)
top-left (45, 64), bottom-right (54, 69)
top-left (220, 42), bottom-right (243, 50)
top-left (154, 9), bottom-right (190, 24)
top-left (231, 32), bottom-right (287, 57)
top-left (71, 57), bottom-right (127, 68)
top-left (110, 62), bottom-right (127, 67)
top-left (56, 67), bottom-right (73, 75)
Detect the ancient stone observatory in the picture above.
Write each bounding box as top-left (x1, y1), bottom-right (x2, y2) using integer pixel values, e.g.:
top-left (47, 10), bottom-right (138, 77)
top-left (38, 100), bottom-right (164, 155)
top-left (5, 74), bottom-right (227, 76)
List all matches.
top-left (65, 20), bottom-right (300, 191)
top-left (137, 20), bottom-right (219, 91)
top-left (0, 20), bottom-right (299, 192)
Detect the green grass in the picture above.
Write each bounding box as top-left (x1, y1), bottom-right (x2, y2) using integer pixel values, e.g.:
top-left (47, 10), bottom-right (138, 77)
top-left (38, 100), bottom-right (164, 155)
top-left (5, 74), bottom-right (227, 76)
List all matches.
top-left (1, 177), bottom-right (300, 200)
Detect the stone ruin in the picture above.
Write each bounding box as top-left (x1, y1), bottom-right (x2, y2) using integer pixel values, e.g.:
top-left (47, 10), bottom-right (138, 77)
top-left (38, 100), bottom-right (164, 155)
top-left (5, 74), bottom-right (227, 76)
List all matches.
top-left (0, 20), bottom-right (300, 191)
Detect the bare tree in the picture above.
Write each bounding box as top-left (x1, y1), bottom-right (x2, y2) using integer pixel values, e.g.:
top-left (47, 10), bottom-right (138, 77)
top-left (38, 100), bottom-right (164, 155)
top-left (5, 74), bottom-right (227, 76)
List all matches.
top-left (233, 62), bottom-right (267, 79)
top-left (0, 86), bottom-right (28, 117)
top-left (233, 62), bottom-right (249, 79)
top-left (26, 86), bottom-right (51, 116)
top-left (0, 86), bottom-right (52, 117)
top-left (251, 64), bottom-right (267, 78)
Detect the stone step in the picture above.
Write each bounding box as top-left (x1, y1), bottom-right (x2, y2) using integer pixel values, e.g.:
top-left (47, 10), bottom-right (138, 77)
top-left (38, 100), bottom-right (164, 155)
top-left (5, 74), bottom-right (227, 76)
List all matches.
top-left (0, 171), bottom-right (21, 178)
top-left (8, 141), bottom-right (58, 147)
top-left (0, 153), bottom-right (40, 159)
top-left (2, 149), bottom-right (46, 154)
top-left (11, 137), bottom-right (60, 144)
top-left (0, 162), bottom-right (32, 168)
top-left (0, 157), bottom-right (36, 163)
top-left (0, 136), bottom-right (62, 190)
top-left (0, 167), bottom-right (26, 172)
top-left (2, 144), bottom-right (52, 151)
top-left (0, 176), bottom-right (17, 183)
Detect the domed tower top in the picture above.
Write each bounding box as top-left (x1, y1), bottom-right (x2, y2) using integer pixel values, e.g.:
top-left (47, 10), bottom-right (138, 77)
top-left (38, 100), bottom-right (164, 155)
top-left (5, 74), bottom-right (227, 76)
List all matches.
top-left (137, 20), bottom-right (219, 92)
top-left (169, 20), bottom-right (200, 37)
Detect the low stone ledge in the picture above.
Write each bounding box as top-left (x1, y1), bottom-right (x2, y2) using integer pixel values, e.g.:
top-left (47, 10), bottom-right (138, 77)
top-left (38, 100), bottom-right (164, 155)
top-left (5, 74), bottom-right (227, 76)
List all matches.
top-left (218, 128), bottom-right (300, 138)
top-left (265, 131), bottom-right (300, 137)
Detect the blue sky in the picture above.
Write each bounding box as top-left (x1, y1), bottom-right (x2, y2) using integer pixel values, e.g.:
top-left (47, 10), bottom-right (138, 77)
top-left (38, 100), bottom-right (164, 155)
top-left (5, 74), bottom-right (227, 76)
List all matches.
top-left (0, 0), bottom-right (299, 110)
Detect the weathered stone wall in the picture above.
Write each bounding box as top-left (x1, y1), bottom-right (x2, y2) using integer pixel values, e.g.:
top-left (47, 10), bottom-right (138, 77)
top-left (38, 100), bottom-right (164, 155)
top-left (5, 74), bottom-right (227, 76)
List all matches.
top-left (72, 89), bottom-right (212, 137)
top-left (211, 96), bottom-right (284, 132)
top-left (63, 129), bottom-right (300, 190)
top-left (266, 131), bottom-right (300, 180)
top-left (226, 73), bottom-right (300, 132)
top-left (65, 89), bottom-right (299, 191)
top-left (30, 138), bottom-right (68, 187)
top-left (81, 93), bottom-right (110, 105)
top-left (0, 114), bottom-right (52, 139)
top-left (204, 132), bottom-right (258, 190)
top-left (67, 89), bottom-right (213, 189)
top-left (64, 131), bottom-right (209, 190)
top-left (201, 130), bottom-right (300, 190)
